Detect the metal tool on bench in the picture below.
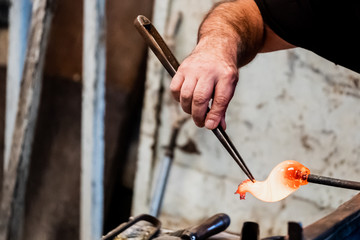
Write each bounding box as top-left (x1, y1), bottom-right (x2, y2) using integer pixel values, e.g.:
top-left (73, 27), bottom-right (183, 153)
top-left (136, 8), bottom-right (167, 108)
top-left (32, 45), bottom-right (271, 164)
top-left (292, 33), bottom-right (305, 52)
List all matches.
top-left (102, 214), bottom-right (161, 240)
top-left (154, 213), bottom-right (231, 240)
top-left (102, 213), bottom-right (230, 240)
top-left (134, 15), bottom-right (255, 182)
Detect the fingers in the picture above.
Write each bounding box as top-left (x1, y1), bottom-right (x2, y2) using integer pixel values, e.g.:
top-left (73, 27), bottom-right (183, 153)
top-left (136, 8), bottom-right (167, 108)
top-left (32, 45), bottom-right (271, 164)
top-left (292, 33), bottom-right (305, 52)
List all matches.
top-left (179, 76), bottom-right (198, 114)
top-left (191, 77), bottom-right (215, 127)
top-left (170, 72), bottom-right (184, 102)
top-left (205, 70), bottom-right (237, 130)
top-left (171, 71), bottom-right (206, 116)
top-left (169, 53), bottom-right (238, 130)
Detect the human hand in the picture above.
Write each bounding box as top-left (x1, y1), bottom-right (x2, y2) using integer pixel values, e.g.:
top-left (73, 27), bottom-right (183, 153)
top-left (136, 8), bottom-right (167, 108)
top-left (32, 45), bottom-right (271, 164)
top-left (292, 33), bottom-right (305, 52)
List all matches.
top-left (170, 43), bottom-right (239, 130)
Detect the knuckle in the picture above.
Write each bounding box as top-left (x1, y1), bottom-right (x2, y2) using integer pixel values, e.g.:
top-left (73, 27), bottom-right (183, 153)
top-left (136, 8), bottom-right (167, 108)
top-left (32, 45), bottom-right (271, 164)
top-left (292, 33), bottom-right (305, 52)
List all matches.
top-left (223, 67), bottom-right (239, 83)
top-left (170, 84), bottom-right (179, 94)
top-left (181, 90), bottom-right (192, 102)
top-left (208, 110), bottom-right (222, 118)
top-left (193, 92), bottom-right (209, 107)
top-left (178, 61), bottom-right (192, 72)
top-left (213, 95), bottom-right (230, 108)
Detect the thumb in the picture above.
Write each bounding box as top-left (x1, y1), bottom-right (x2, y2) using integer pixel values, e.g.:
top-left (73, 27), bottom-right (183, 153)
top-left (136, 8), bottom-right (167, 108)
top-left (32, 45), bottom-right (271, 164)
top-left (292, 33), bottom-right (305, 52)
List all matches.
top-left (204, 68), bottom-right (237, 130)
top-left (204, 97), bottom-right (229, 130)
top-left (205, 90), bottom-right (233, 130)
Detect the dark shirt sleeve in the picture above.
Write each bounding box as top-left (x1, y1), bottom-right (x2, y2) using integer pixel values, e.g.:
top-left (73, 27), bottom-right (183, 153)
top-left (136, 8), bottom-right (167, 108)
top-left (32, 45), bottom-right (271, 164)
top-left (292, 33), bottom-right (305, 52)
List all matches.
top-left (254, 0), bottom-right (360, 73)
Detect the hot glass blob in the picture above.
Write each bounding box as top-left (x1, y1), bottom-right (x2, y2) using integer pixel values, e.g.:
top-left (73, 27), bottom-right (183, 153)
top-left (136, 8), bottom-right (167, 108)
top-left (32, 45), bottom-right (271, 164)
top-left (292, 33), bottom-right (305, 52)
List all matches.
top-left (235, 160), bottom-right (310, 202)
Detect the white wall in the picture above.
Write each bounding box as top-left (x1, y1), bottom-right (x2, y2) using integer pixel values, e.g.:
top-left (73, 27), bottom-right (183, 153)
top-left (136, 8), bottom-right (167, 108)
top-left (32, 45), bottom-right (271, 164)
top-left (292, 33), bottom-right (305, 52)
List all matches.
top-left (133, 0), bottom-right (360, 237)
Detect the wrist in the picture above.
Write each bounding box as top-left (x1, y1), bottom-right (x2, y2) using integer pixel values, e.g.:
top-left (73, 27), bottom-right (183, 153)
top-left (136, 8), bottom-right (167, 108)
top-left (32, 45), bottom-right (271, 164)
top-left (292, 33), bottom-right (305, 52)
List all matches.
top-left (194, 36), bottom-right (239, 67)
top-left (197, 0), bottom-right (265, 67)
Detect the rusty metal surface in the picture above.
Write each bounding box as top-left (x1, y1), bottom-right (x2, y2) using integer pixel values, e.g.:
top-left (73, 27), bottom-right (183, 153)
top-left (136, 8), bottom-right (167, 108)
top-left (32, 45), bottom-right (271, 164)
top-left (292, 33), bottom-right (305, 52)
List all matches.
top-left (303, 193), bottom-right (360, 240)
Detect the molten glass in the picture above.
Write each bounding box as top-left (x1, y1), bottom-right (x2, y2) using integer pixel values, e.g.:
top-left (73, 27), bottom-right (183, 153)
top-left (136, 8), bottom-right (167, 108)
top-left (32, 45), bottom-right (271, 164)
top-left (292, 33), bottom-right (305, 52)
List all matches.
top-left (235, 160), bottom-right (310, 202)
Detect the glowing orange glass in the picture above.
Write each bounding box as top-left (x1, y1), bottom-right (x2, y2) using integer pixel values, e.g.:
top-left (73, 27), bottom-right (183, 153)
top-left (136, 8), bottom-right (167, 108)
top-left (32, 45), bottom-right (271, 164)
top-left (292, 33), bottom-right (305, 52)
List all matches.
top-left (235, 160), bottom-right (310, 202)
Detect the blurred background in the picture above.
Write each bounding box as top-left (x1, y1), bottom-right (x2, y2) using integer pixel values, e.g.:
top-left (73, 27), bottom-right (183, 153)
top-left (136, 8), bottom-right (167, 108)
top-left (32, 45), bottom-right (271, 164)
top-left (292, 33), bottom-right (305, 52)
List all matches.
top-left (1, 0), bottom-right (360, 239)
top-left (0, 0), bottom-right (154, 238)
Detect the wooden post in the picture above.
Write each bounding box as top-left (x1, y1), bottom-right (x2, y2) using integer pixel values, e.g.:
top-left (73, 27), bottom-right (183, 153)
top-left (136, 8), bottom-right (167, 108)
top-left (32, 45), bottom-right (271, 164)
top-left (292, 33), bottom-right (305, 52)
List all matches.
top-left (81, 0), bottom-right (106, 239)
top-left (0, 0), bottom-right (54, 239)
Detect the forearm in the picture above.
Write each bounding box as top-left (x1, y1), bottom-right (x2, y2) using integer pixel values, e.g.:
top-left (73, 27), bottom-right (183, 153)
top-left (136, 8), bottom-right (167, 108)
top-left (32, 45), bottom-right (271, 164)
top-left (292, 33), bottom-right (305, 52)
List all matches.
top-left (197, 0), bottom-right (265, 67)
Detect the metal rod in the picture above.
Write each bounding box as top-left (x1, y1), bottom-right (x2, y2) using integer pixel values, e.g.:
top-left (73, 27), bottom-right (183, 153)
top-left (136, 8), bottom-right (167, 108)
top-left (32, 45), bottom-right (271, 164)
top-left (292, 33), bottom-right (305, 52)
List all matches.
top-left (149, 127), bottom-right (180, 217)
top-left (212, 127), bottom-right (255, 181)
top-left (307, 174), bottom-right (360, 191)
top-left (149, 155), bottom-right (173, 217)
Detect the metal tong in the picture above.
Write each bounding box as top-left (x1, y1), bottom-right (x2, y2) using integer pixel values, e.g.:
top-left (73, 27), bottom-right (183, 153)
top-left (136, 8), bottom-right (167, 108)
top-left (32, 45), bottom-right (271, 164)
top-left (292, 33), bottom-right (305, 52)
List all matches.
top-left (134, 15), bottom-right (255, 182)
top-left (102, 214), bottom-right (161, 240)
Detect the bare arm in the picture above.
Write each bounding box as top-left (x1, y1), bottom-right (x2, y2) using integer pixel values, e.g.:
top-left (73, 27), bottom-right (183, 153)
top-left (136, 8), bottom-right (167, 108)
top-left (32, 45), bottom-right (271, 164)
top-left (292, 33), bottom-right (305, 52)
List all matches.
top-left (170, 0), bottom-right (295, 129)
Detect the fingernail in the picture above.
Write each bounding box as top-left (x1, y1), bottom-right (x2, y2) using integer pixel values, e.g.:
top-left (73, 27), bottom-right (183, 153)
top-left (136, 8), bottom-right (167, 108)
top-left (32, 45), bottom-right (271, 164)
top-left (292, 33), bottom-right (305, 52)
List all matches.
top-left (205, 119), bottom-right (215, 129)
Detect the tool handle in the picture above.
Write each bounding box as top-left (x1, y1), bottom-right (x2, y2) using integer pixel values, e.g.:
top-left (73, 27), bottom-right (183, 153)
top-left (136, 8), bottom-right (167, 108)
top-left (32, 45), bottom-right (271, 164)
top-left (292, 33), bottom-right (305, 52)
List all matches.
top-left (182, 213), bottom-right (230, 240)
top-left (307, 174), bottom-right (360, 191)
top-left (134, 15), bottom-right (179, 77)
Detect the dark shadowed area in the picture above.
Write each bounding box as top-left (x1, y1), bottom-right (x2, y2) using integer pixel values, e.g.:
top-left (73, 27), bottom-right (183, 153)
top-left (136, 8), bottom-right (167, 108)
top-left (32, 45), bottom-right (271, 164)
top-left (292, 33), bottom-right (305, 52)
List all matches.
top-left (9, 0), bottom-right (155, 238)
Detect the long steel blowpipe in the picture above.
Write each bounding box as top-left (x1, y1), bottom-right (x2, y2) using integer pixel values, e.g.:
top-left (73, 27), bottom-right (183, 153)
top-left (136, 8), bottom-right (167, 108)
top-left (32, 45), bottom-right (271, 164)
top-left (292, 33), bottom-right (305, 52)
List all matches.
top-left (134, 15), bottom-right (255, 182)
top-left (307, 174), bottom-right (360, 191)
